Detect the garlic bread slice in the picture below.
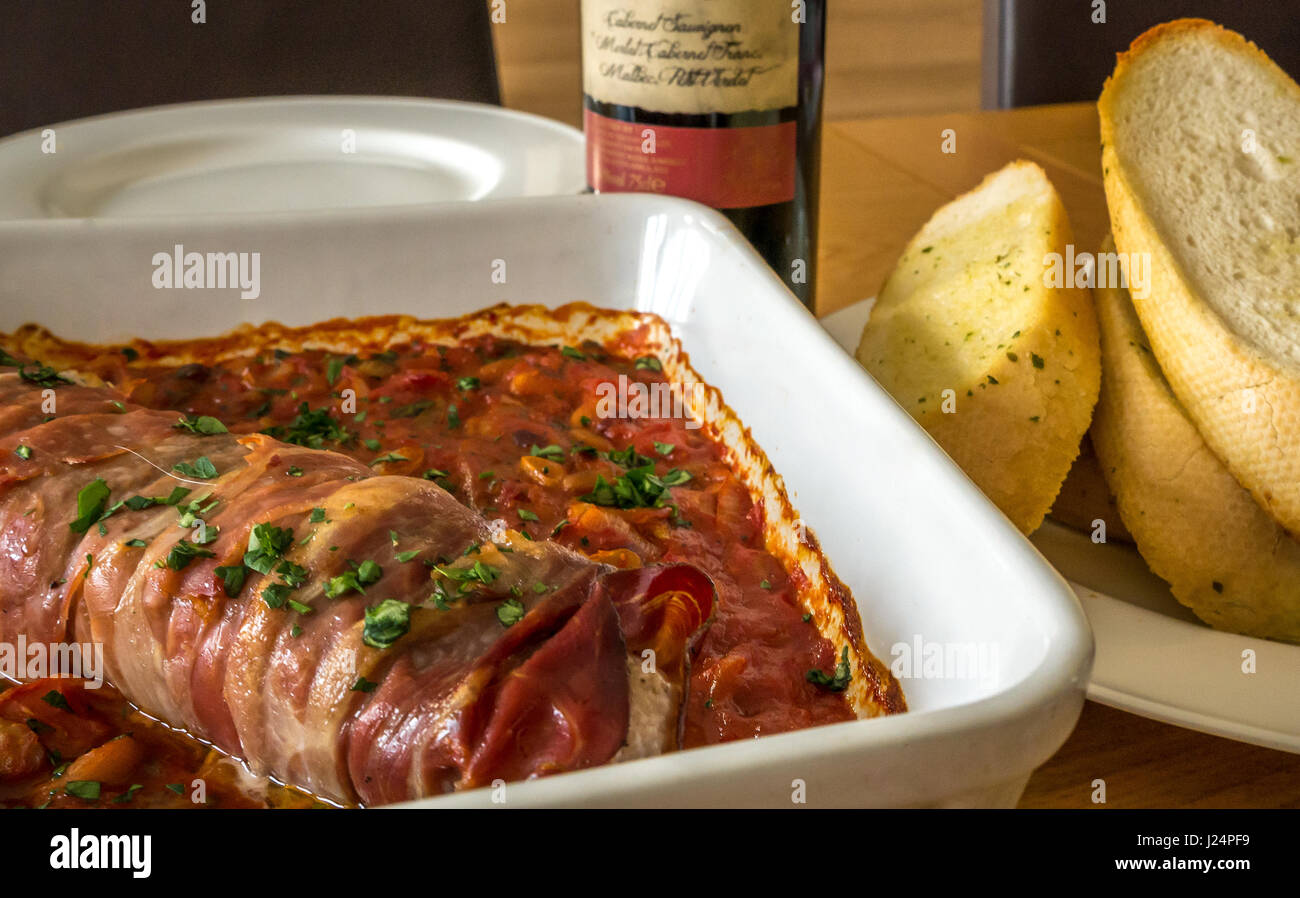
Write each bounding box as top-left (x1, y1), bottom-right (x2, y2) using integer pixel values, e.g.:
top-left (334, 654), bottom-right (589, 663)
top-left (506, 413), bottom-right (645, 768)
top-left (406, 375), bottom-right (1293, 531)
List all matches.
top-left (855, 161), bottom-right (1100, 534)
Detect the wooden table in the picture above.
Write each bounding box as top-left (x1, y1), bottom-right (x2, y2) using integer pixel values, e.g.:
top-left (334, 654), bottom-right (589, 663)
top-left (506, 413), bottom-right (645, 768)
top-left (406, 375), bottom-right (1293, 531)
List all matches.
top-left (818, 102), bottom-right (1300, 808)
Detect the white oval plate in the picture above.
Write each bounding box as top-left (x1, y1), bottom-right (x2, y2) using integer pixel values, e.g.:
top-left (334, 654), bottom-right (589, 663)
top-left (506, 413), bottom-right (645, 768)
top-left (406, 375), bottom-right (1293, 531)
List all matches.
top-left (822, 298), bottom-right (1300, 753)
top-left (0, 96), bottom-right (585, 220)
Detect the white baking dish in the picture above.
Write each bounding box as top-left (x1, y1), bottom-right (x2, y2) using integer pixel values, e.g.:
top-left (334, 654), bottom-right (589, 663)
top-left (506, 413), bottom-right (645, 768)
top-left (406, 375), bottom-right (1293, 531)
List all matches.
top-left (0, 194), bottom-right (1092, 807)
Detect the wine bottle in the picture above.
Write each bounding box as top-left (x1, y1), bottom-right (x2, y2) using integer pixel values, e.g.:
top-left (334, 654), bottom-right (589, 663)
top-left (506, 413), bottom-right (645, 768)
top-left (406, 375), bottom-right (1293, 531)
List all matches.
top-left (581, 1), bottom-right (825, 310)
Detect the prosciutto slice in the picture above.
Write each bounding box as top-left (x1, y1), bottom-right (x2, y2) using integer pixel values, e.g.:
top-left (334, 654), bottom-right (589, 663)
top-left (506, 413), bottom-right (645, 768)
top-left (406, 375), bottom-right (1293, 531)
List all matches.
top-left (0, 367), bottom-right (714, 805)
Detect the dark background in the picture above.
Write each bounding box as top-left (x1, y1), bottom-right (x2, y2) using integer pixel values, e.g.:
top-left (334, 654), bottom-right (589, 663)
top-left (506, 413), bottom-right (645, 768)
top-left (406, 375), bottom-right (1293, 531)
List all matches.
top-left (985, 0), bottom-right (1300, 107)
top-left (1, 0), bottom-right (499, 137)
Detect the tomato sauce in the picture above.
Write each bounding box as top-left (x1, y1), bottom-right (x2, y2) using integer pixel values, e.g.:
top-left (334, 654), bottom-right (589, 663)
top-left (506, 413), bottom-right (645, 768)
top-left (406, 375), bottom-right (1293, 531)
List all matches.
top-left (0, 678), bottom-right (317, 808)
top-left (5, 332), bottom-right (857, 806)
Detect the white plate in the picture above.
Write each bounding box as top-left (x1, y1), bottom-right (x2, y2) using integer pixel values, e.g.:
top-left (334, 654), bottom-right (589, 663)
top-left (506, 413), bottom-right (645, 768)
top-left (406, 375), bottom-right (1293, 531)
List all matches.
top-left (822, 298), bottom-right (1300, 754)
top-left (0, 96), bottom-right (585, 220)
top-left (0, 196), bottom-right (1091, 807)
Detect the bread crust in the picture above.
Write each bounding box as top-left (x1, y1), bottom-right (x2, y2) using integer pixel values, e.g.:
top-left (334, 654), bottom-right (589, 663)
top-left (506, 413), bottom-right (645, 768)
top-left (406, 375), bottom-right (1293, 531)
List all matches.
top-left (1099, 17), bottom-right (1300, 537)
top-left (1091, 238), bottom-right (1300, 643)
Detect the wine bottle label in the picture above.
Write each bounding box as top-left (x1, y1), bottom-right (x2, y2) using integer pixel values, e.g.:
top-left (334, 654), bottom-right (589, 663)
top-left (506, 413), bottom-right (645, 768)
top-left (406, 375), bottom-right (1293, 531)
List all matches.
top-left (581, 0), bottom-right (798, 114)
top-left (584, 110), bottom-right (795, 208)
top-left (582, 0), bottom-right (800, 209)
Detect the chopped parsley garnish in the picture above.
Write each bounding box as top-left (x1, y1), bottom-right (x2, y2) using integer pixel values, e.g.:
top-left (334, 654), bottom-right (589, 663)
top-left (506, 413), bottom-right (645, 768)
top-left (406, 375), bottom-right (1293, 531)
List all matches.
top-left (653, 441), bottom-right (674, 457)
top-left (165, 783), bottom-right (185, 796)
top-left (117, 486), bottom-right (190, 516)
top-left (173, 455), bottom-right (218, 480)
top-left (363, 438), bottom-right (382, 452)
top-left (243, 523), bottom-right (294, 574)
top-left (432, 560), bottom-right (500, 595)
top-left (41, 690), bottom-right (71, 712)
top-left (806, 647), bottom-right (852, 692)
top-left (112, 784), bottom-right (144, 804)
top-left (154, 486), bottom-right (192, 507)
top-left (351, 676), bottom-right (379, 693)
top-left (370, 452), bottom-right (408, 466)
top-left (447, 404), bottom-right (461, 429)
top-left (165, 540), bottom-right (215, 571)
top-left (214, 564), bottom-right (248, 597)
top-left (326, 356), bottom-right (345, 386)
top-left (263, 403), bottom-right (351, 449)
top-left (560, 346), bottom-right (586, 361)
top-left (261, 583), bottom-right (292, 609)
top-left (174, 414), bottom-right (228, 435)
top-left (64, 780), bottom-right (101, 800)
top-left (309, 507), bottom-right (327, 523)
top-left (390, 400), bottom-right (434, 419)
top-left (19, 364), bottom-right (72, 388)
top-left (123, 538), bottom-right (148, 548)
top-left (276, 560), bottom-right (309, 588)
top-left (551, 519), bottom-right (569, 537)
top-left (455, 376), bottom-right (480, 391)
top-left (394, 550), bottom-right (420, 563)
top-left (190, 523), bottom-right (220, 546)
top-left (634, 355), bottom-right (663, 372)
top-left (496, 598), bottom-right (526, 628)
top-left (363, 599), bottom-right (412, 649)
top-left (528, 444), bottom-right (565, 462)
top-left (324, 559), bottom-right (383, 598)
top-left (428, 584), bottom-right (453, 611)
top-left (14, 444), bottom-right (32, 460)
top-left (69, 479), bottom-right (111, 534)
top-left (604, 445), bottom-right (656, 469)
top-left (517, 508), bottom-right (539, 522)
top-left (174, 494), bottom-right (217, 530)
top-left (580, 466), bottom-right (691, 510)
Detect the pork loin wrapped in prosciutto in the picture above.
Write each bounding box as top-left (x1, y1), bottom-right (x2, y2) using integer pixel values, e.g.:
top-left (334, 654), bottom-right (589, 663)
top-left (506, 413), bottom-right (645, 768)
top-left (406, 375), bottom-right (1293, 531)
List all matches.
top-left (0, 366), bottom-right (714, 805)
